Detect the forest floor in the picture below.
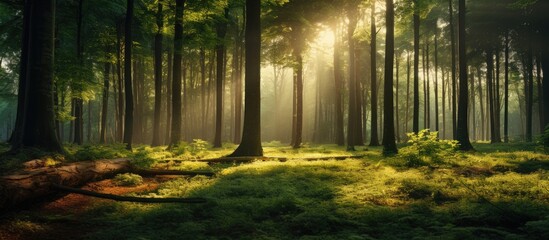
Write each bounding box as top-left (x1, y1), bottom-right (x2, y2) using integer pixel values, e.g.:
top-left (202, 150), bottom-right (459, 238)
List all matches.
top-left (0, 141), bottom-right (548, 239)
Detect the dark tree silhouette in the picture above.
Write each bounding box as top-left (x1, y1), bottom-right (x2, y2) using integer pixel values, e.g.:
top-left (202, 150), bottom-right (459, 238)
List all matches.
top-left (11, 0), bottom-right (63, 153)
top-left (382, 0), bottom-right (397, 155)
top-left (229, 0), bottom-right (263, 157)
top-left (170, 0), bottom-right (185, 147)
top-left (123, 0), bottom-right (134, 150)
top-left (214, 9), bottom-right (228, 148)
top-left (413, 0), bottom-right (420, 133)
top-left (152, 0), bottom-right (163, 146)
top-left (370, 1), bottom-right (380, 146)
top-left (455, 0), bottom-right (474, 151)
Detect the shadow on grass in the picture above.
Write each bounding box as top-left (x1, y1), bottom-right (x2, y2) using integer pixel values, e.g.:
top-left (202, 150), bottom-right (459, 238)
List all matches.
top-left (79, 161), bottom-right (549, 240)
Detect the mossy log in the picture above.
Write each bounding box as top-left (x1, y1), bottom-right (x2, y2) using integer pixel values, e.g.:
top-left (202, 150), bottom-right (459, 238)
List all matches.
top-left (0, 158), bottom-right (213, 213)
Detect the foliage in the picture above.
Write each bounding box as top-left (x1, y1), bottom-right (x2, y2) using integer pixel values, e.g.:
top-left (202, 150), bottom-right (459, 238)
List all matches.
top-left (70, 144), bottom-right (129, 161)
top-left (113, 173), bottom-right (143, 186)
top-left (399, 130), bottom-right (459, 167)
top-left (538, 125), bottom-right (549, 152)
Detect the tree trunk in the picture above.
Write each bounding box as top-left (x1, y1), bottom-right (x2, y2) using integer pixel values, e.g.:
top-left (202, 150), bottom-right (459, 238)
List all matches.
top-left (370, 2), bottom-right (380, 146)
top-left (293, 52), bottom-right (304, 149)
top-left (413, 0), bottom-right (420, 133)
top-left (116, 21), bottom-right (124, 143)
top-left (504, 33), bottom-right (510, 142)
top-left (165, 50), bottom-right (172, 144)
top-left (152, 1), bottom-right (163, 146)
top-left (525, 49), bottom-right (534, 142)
top-left (542, 48), bottom-right (549, 130)
top-left (100, 63), bottom-right (110, 144)
top-left (214, 11), bottom-right (228, 148)
top-left (123, 0), bottom-right (134, 150)
top-left (347, 9), bottom-right (358, 151)
top-left (170, 0), bottom-right (185, 147)
top-left (487, 51), bottom-right (497, 143)
top-left (11, 0), bottom-right (63, 153)
top-left (332, 23), bottom-right (344, 146)
top-left (382, 0), bottom-right (397, 155)
top-left (434, 30), bottom-right (440, 133)
top-left (229, 0), bottom-right (263, 157)
top-left (73, 0), bottom-right (84, 145)
top-left (456, 0), bottom-right (473, 151)
top-left (449, 0), bottom-right (457, 138)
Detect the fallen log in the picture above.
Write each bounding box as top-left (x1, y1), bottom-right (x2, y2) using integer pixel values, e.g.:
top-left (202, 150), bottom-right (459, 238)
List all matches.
top-left (0, 158), bottom-right (213, 213)
top-left (130, 167), bottom-right (215, 177)
top-left (190, 155), bottom-right (366, 164)
top-left (51, 184), bottom-right (206, 203)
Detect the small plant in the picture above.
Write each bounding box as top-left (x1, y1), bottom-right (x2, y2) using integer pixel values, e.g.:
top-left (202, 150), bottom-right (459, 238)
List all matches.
top-left (189, 139), bottom-right (209, 156)
top-left (113, 173), bottom-right (143, 186)
top-left (399, 129), bottom-right (459, 167)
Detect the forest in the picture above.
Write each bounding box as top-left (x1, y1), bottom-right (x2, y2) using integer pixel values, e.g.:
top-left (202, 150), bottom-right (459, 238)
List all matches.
top-left (0, 0), bottom-right (548, 239)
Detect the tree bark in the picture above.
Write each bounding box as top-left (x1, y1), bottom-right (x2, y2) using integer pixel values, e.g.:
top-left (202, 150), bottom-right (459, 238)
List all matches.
top-left (152, 1), bottom-right (163, 147)
top-left (332, 23), bottom-right (344, 146)
top-left (413, 0), bottom-right (420, 133)
top-left (449, 0), bottom-right (457, 138)
top-left (504, 33), bottom-right (510, 142)
top-left (123, 0), bottom-right (134, 150)
top-left (370, 2), bottom-right (380, 146)
top-left (382, 0), bottom-right (397, 154)
top-left (347, 9), bottom-right (358, 151)
top-left (170, 0), bottom-right (185, 147)
top-left (229, 0), bottom-right (263, 157)
top-left (11, 0), bottom-right (63, 153)
top-left (456, 0), bottom-right (473, 151)
top-left (214, 10), bottom-right (228, 148)
top-left (100, 63), bottom-right (110, 144)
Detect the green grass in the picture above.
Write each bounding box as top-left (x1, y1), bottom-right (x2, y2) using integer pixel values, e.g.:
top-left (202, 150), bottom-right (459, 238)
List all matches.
top-left (1, 141), bottom-right (549, 239)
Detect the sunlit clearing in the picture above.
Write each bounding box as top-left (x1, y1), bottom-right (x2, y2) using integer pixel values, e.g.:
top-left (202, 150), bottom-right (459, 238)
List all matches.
top-left (314, 28), bottom-right (335, 48)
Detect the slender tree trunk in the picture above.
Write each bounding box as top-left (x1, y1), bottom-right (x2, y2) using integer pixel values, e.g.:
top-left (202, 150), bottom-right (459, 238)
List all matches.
top-left (494, 48), bottom-right (501, 142)
top-left (100, 63), bottom-right (110, 144)
top-left (333, 23), bottom-right (344, 146)
top-left (73, 0), bottom-right (84, 145)
top-left (123, 0), bottom-right (134, 150)
top-left (214, 11), bottom-right (228, 148)
top-left (525, 49), bottom-right (534, 142)
top-left (456, 0), bottom-right (473, 151)
top-left (449, 0), bottom-right (457, 138)
top-left (542, 48), bottom-right (549, 130)
top-left (396, 52), bottom-right (400, 142)
top-left (116, 21), bottom-right (124, 143)
top-left (434, 30), bottom-right (440, 133)
top-left (536, 57), bottom-right (543, 133)
top-left (504, 33), bottom-right (510, 142)
top-left (293, 51), bottom-right (304, 149)
top-left (405, 52), bottom-right (411, 135)
top-left (355, 48), bottom-right (364, 145)
top-left (413, 0), bottom-right (420, 133)
top-left (470, 67), bottom-right (476, 140)
top-left (383, 0), bottom-right (397, 154)
top-left (165, 50), bottom-right (172, 144)
top-left (487, 50), bottom-right (496, 143)
top-left (370, 2), bottom-right (380, 146)
top-left (12, 0), bottom-right (63, 153)
top-left (170, 0), bottom-right (185, 147)
top-left (152, 1), bottom-right (163, 146)
top-left (347, 10), bottom-right (358, 151)
top-left (230, 0), bottom-right (263, 156)
top-left (442, 66), bottom-right (446, 138)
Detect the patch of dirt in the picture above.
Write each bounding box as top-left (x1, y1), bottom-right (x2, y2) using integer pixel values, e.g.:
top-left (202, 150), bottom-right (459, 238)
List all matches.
top-left (0, 176), bottom-right (176, 240)
top-left (455, 166), bottom-right (495, 177)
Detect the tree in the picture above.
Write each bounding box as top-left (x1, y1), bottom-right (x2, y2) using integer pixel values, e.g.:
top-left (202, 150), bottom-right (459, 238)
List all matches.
top-left (123, 0), bottom-right (134, 150)
top-left (11, 0), bottom-right (63, 153)
top-left (413, 0), bottom-right (420, 133)
top-left (151, 0), bottom-right (163, 147)
top-left (369, 1), bottom-right (380, 146)
top-left (214, 9), bottom-right (229, 148)
top-left (382, 0), bottom-right (397, 155)
top-left (455, 0), bottom-right (473, 151)
top-left (170, 0), bottom-right (185, 147)
top-left (229, 0), bottom-right (262, 157)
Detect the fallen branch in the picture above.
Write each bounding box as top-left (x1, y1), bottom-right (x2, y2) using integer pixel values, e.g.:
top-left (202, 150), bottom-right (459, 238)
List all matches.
top-left (51, 184), bottom-right (206, 203)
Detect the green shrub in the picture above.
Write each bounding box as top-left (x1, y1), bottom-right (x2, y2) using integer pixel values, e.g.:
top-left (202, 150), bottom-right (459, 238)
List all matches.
top-left (113, 173), bottom-right (143, 186)
top-left (399, 130), bottom-right (459, 167)
top-left (189, 139), bottom-right (209, 155)
top-left (72, 144), bottom-right (127, 161)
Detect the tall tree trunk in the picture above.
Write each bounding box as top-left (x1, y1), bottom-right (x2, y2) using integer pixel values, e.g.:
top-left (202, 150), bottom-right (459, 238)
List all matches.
top-left (504, 33), bottom-right (510, 142)
top-left (470, 67), bottom-right (476, 140)
top-left (200, 48), bottom-right (206, 137)
top-left (170, 0), bottom-right (185, 147)
top-left (405, 52), bottom-right (411, 135)
top-left (434, 30), bottom-right (440, 133)
top-left (413, 0), bottom-right (420, 133)
top-left (233, 10), bottom-right (244, 144)
top-left (370, 2), bottom-right (380, 146)
top-left (477, 67), bottom-right (485, 141)
top-left (494, 48), bottom-right (501, 142)
top-left (347, 9), bottom-right (358, 151)
top-left (165, 50), bottom-right (172, 144)
top-left (73, 0), bottom-right (84, 145)
top-left (229, 0), bottom-right (263, 156)
top-left (123, 0), bottom-right (134, 150)
top-left (355, 48), bottom-right (364, 145)
top-left (332, 23), bottom-right (344, 146)
top-left (116, 21), bottom-right (124, 143)
top-left (12, 0), bottom-right (63, 153)
top-left (426, 42), bottom-right (431, 129)
top-left (456, 0), bottom-right (473, 151)
top-left (487, 50), bottom-right (496, 143)
top-left (449, 0), bottom-right (457, 138)
top-left (292, 51), bottom-right (304, 149)
top-left (383, 0), bottom-right (397, 154)
top-left (10, 0), bottom-right (31, 146)
top-left (395, 52), bottom-right (400, 142)
top-left (100, 63), bottom-right (110, 144)
top-left (214, 11), bottom-right (228, 148)
top-left (525, 49), bottom-right (534, 142)
top-left (542, 48), bottom-right (549, 130)
top-left (536, 56), bottom-right (543, 133)
top-left (152, 1), bottom-right (163, 146)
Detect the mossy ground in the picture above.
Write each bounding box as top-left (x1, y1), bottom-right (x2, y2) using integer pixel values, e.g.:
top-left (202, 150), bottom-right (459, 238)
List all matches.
top-left (1, 141), bottom-right (548, 239)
